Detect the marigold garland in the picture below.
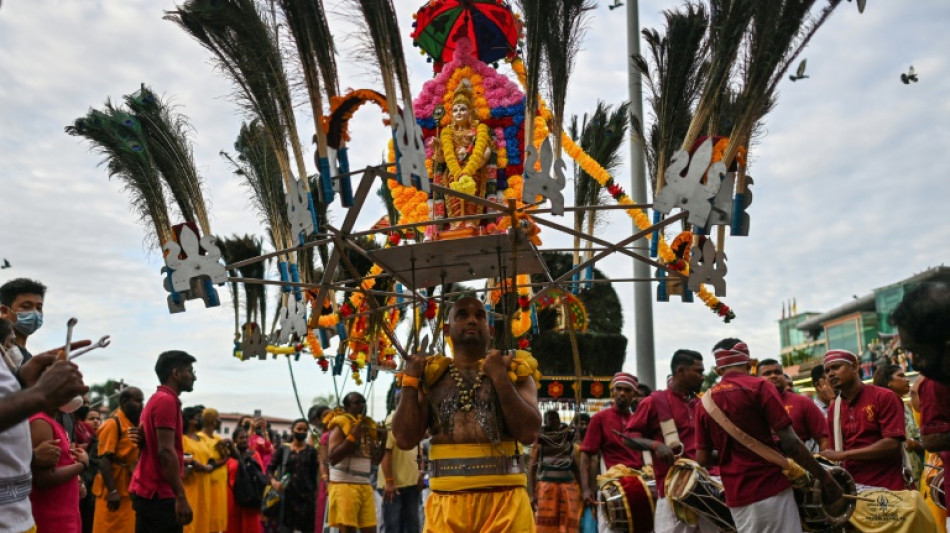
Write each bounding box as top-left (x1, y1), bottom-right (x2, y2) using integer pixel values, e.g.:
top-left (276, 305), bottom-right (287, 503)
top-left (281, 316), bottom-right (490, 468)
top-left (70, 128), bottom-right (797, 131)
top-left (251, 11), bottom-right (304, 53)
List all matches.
top-left (561, 130), bottom-right (735, 322)
top-left (324, 89), bottom-right (391, 143)
top-left (387, 141), bottom-right (430, 225)
top-left (441, 122), bottom-right (491, 179)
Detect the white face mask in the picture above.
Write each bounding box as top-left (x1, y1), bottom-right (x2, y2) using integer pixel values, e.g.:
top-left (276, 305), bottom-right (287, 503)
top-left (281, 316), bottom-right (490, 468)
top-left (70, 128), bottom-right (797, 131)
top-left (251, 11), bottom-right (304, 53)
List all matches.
top-left (60, 395), bottom-right (84, 414)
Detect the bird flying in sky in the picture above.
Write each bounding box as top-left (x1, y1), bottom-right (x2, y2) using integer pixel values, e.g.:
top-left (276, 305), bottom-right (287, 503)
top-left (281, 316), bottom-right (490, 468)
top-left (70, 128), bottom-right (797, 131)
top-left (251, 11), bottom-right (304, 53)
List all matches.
top-left (608, 0), bottom-right (624, 10)
top-left (789, 59), bottom-right (809, 82)
top-left (900, 65), bottom-right (918, 84)
top-left (0, 259), bottom-right (11, 269)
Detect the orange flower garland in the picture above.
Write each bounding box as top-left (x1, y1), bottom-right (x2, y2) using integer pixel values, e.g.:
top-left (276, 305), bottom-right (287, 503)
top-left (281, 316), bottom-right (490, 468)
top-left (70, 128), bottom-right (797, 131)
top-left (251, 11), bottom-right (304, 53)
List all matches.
top-left (560, 123), bottom-right (735, 322)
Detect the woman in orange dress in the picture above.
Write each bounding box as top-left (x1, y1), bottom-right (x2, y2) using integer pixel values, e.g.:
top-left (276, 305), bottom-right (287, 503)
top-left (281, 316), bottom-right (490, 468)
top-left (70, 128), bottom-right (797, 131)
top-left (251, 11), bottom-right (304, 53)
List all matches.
top-left (200, 408), bottom-right (230, 533)
top-left (183, 406), bottom-right (213, 533)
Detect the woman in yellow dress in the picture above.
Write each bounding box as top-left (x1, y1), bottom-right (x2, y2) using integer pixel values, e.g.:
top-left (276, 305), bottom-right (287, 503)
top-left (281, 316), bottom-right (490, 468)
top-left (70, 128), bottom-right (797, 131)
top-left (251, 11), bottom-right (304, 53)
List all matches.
top-left (199, 408), bottom-right (231, 533)
top-left (430, 79), bottom-right (497, 230)
top-left (183, 406), bottom-right (213, 533)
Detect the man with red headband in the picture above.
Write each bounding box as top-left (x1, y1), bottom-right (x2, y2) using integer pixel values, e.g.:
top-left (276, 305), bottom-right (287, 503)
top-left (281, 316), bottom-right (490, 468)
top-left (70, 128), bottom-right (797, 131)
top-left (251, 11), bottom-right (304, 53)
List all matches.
top-left (624, 349), bottom-right (716, 533)
top-left (695, 339), bottom-right (844, 532)
top-left (820, 349), bottom-right (906, 490)
top-left (580, 371), bottom-right (643, 533)
top-left (757, 358), bottom-right (829, 452)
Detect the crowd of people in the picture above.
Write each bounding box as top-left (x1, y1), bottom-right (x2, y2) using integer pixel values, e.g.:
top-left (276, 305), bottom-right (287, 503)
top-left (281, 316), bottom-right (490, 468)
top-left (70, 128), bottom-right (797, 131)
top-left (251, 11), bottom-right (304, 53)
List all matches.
top-left (2, 279), bottom-right (950, 533)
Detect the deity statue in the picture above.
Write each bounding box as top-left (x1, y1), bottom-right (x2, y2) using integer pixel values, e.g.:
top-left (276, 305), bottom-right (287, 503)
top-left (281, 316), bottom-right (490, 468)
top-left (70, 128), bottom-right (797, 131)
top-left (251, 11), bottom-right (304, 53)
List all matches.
top-left (430, 80), bottom-right (499, 231)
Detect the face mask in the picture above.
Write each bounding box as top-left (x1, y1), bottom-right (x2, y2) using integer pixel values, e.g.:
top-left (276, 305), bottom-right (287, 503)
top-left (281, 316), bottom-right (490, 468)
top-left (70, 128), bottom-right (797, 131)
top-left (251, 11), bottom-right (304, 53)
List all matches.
top-left (14, 311), bottom-right (43, 336)
top-left (293, 432), bottom-right (308, 442)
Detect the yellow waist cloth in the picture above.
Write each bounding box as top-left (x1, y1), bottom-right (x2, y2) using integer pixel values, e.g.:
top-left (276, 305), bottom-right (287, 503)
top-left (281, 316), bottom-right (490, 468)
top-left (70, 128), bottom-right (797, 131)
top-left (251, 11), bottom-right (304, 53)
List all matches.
top-left (429, 442), bottom-right (526, 492)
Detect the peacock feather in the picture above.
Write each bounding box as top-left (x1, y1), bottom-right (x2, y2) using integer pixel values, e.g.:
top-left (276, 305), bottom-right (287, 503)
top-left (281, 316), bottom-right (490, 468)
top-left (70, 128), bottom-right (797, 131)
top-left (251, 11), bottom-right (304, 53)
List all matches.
top-left (66, 102), bottom-right (173, 248)
top-left (125, 84), bottom-right (212, 236)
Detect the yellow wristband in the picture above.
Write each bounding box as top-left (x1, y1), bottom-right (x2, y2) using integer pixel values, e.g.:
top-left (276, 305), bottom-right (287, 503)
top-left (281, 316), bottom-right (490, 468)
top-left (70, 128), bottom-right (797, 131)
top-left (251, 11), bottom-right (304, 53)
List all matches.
top-left (401, 375), bottom-right (420, 389)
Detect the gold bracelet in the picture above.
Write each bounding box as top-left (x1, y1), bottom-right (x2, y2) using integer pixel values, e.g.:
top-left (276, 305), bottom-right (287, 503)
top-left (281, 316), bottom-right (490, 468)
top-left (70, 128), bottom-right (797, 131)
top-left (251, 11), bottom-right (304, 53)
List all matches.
top-left (346, 434), bottom-right (357, 443)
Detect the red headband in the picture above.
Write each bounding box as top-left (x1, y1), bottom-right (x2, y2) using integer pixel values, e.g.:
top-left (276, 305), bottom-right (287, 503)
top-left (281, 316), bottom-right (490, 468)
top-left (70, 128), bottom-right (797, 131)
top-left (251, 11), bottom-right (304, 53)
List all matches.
top-left (610, 372), bottom-right (639, 389)
top-left (823, 349), bottom-right (858, 367)
top-left (714, 342), bottom-right (751, 369)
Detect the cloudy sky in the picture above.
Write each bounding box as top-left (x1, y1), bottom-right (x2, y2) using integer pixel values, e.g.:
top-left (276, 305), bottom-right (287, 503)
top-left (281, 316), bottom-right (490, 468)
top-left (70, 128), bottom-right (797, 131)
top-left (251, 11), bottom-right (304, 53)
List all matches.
top-left (1, 1), bottom-right (948, 421)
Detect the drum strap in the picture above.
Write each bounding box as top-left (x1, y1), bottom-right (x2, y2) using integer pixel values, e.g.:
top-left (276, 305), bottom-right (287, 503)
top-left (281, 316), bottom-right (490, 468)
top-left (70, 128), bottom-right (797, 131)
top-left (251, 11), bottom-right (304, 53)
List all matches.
top-left (654, 390), bottom-right (684, 453)
top-left (700, 393), bottom-right (790, 469)
top-left (833, 395), bottom-right (844, 455)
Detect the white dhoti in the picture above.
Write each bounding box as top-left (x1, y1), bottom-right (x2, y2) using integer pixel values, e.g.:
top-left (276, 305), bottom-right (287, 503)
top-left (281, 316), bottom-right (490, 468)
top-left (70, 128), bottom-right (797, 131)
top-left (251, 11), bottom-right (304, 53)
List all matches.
top-left (654, 497), bottom-right (720, 533)
top-left (729, 487), bottom-right (802, 533)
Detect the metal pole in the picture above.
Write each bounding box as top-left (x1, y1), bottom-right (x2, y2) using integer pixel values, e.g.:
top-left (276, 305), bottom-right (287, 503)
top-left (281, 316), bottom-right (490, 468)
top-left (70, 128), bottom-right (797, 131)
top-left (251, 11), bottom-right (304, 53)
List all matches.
top-left (627, 0), bottom-right (656, 388)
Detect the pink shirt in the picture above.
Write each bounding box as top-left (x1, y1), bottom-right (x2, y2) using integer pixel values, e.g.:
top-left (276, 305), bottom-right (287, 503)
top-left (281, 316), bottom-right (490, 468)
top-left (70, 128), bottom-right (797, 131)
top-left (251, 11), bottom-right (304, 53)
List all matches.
top-left (695, 373), bottom-right (793, 507)
top-left (827, 384), bottom-right (905, 490)
top-left (581, 404), bottom-right (643, 470)
top-left (29, 412), bottom-right (80, 533)
top-left (250, 433), bottom-right (274, 471)
top-left (130, 385), bottom-right (184, 499)
top-left (625, 389), bottom-right (698, 498)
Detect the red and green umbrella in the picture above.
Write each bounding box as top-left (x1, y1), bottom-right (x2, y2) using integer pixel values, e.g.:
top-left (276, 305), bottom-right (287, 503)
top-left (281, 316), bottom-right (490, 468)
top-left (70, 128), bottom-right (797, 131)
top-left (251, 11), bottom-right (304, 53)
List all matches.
top-left (411, 0), bottom-right (521, 69)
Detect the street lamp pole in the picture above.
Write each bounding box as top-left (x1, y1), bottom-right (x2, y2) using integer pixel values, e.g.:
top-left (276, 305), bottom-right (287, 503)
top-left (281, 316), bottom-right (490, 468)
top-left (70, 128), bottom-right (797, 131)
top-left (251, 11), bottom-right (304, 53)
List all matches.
top-left (626, 0), bottom-right (656, 387)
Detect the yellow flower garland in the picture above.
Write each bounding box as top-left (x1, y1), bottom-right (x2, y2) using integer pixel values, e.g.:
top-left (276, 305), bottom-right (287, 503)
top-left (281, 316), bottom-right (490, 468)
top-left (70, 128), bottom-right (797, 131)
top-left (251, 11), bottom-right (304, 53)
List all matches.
top-left (441, 122), bottom-right (491, 179)
top-left (560, 119), bottom-right (732, 318)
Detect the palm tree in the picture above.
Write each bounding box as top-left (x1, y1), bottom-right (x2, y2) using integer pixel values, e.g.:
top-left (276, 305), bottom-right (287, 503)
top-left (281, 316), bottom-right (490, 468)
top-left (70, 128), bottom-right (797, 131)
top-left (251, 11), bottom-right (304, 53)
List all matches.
top-left (568, 102), bottom-right (629, 268)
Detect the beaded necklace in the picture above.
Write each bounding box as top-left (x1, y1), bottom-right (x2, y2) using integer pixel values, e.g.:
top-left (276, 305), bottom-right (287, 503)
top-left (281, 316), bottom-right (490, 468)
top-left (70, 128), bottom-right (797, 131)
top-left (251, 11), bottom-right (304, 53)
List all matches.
top-left (448, 361), bottom-right (486, 412)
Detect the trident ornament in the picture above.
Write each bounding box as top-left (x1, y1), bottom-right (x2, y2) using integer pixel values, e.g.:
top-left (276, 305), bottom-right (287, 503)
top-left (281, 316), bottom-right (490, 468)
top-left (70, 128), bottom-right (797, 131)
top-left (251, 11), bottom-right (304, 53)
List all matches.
top-left (655, 138), bottom-right (725, 227)
top-left (523, 137), bottom-right (566, 215)
top-left (393, 106), bottom-right (430, 193)
top-left (688, 239), bottom-right (727, 297)
top-left (275, 297), bottom-right (307, 344)
top-left (163, 225), bottom-right (227, 292)
top-left (240, 322), bottom-right (268, 361)
top-left (286, 175), bottom-right (315, 243)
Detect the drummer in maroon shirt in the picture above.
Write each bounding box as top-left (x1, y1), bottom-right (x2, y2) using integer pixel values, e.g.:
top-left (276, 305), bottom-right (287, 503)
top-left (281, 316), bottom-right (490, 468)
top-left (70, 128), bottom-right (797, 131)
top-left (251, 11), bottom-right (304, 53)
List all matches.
top-left (757, 358), bottom-right (830, 451)
top-left (579, 372), bottom-right (643, 509)
top-left (624, 349), bottom-right (716, 533)
top-left (819, 349), bottom-right (906, 490)
top-left (695, 340), bottom-right (844, 533)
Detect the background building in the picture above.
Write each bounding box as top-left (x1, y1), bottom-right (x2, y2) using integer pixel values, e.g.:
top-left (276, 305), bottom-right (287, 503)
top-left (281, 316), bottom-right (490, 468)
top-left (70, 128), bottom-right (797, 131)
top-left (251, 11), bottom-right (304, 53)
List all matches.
top-left (779, 266), bottom-right (950, 380)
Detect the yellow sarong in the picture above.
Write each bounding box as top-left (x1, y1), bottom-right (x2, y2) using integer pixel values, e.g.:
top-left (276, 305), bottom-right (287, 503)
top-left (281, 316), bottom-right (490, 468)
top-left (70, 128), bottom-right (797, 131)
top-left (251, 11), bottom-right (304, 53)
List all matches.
top-left (849, 489), bottom-right (936, 533)
top-left (425, 442), bottom-right (535, 533)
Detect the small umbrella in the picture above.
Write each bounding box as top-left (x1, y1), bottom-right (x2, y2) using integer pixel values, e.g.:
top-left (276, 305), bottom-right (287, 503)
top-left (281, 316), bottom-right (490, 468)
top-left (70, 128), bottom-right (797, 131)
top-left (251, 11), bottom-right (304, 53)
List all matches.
top-left (412, 0), bottom-right (521, 69)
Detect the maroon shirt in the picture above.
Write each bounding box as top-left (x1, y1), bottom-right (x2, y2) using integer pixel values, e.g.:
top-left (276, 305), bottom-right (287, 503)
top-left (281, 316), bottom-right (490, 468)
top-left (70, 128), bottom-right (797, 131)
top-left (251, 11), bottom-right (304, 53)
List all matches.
top-left (918, 377), bottom-right (950, 503)
top-left (625, 389), bottom-right (698, 497)
top-left (781, 390), bottom-right (829, 444)
top-left (129, 385), bottom-right (184, 499)
top-left (581, 404), bottom-right (643, 470)
top-left (827, 384), bottom-right (905, 490)
top-left (695, 373), bottom-right (793, 507)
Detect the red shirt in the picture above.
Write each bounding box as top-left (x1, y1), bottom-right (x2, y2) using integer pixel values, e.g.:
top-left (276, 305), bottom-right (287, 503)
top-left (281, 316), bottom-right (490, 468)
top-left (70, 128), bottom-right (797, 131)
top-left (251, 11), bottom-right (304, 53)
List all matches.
top-left (827, 384), bottom-right (905, 490)
top-left (917, 378), bottom-right (950, 503)
top-left (694, 373), bottom-right (792, 507)
top-left (581, 404), bottom-right (643, 470)
top-left (625, 389), bottom-right (697, 497)
top-left (130, 385), bottom-right (184, 499)
top-left (781, 390), bottom-right (829, 444)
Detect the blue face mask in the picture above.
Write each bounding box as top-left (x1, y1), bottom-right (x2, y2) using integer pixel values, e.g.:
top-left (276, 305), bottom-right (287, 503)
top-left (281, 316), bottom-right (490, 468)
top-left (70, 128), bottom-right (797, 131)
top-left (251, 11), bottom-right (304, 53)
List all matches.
top-left (14, 310), bottom-right (43, 336)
